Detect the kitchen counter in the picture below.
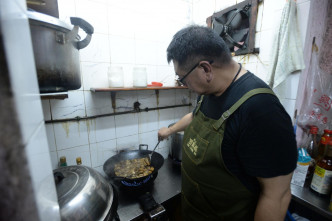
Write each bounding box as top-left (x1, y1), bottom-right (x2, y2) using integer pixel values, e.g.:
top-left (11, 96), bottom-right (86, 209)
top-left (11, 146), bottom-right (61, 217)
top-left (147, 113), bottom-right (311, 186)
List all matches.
top-left (111, 159), bottom-right (332, 220)
top-left (112, 158), bottom-right (182, 221)
top-left (291, 183), bottom-right (332, 220)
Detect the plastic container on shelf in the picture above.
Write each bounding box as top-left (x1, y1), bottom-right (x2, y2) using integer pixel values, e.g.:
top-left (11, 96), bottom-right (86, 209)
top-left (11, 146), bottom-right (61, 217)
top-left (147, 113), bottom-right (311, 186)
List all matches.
top-left (133, 67), bottom-right (147, 87)
top-left (108, 66), bottom-right (124, 88)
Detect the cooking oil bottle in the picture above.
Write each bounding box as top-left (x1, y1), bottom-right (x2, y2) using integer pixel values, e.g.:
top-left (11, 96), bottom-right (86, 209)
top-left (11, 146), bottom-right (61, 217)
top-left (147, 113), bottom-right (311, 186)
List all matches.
top-left (306, 126), bottom-right (319, 181)
top-left (310, 140), bottom-right (332, 195)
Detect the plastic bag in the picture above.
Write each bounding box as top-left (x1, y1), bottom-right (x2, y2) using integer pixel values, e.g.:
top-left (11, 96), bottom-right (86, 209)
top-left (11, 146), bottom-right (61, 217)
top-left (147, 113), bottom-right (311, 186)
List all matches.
top-left (297, 50), bottom-right (332, 138)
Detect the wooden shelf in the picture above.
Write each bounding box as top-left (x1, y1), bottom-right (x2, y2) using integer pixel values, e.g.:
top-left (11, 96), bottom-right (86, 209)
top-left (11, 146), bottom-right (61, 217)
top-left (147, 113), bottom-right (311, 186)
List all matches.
top-left (90, 86), bottom-right (188, 92)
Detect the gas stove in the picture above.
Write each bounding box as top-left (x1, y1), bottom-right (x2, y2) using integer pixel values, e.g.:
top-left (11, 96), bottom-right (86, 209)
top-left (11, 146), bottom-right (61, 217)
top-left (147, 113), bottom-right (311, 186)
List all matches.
top-left (106, 158), bottom-right (181, 221)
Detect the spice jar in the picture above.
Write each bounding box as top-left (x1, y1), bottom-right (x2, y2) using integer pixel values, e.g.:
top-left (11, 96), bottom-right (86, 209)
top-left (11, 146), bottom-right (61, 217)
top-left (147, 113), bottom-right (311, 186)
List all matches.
top-left (76, 157), bottom-right (82, 165)
top-left (59, 156), bottom-right (67, 167)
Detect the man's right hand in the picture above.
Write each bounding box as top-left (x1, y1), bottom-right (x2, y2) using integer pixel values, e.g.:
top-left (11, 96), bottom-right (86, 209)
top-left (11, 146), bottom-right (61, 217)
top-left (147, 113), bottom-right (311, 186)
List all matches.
top-left (158, 127), bottom-right (173, 140)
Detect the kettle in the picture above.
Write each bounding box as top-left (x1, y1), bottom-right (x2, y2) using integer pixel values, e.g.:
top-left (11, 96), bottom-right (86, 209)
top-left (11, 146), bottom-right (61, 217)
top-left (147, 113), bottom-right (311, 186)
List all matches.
top-left (169, 124), bottom-right (183, 163)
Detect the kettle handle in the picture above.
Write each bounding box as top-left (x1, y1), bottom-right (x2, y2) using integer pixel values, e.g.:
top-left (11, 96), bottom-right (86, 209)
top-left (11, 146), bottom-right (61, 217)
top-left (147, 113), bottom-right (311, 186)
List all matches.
top-left (70, 17), bottom-right (94, 50)
top-left (54, 171), bottom-right (65, 184)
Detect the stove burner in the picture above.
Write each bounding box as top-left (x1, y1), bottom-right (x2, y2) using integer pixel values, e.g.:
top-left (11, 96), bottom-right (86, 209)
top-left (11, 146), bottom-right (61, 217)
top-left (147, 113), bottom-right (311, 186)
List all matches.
top-left (121, 174), bottom-right (152, 187)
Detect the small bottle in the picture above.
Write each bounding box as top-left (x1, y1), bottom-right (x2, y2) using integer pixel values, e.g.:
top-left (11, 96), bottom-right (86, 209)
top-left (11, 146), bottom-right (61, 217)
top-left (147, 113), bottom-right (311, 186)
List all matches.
top-left (76, 157), bottom-right (82, 165)
top-left (310, 140), bottom-right (332, 195)
top-left (316, 129), bottom-right (332, 161)
top-left (306, 126), bottom-right (319, 181)
top-left (59, 156), bottom-right (67, 167)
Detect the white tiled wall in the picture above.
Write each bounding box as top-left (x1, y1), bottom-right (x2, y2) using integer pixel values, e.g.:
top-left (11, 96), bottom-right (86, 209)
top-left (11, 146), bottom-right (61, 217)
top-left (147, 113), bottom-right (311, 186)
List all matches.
top-left (43, 0), bottom-right (310, 175)
top-left (43, 0), bottom-right (194, 174)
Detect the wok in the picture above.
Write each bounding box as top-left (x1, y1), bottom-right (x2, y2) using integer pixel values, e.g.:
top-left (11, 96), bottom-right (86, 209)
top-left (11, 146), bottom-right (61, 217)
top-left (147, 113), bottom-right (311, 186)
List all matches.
top-left (103, 145), bottom-right (164, 187)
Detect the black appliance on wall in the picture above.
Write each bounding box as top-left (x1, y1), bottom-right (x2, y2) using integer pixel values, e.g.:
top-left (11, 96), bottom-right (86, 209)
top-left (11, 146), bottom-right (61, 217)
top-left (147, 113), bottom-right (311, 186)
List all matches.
top-left (207, 0), bottom-right (261, 56)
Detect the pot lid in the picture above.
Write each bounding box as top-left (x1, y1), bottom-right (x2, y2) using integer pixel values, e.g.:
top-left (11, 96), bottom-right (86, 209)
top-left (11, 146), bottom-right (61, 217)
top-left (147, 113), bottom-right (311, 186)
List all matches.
top-left (54, 166), bottom-right (89, 199)
top-left (27, 10), bottom-right (73, 32)
top-left (54, 166), bottom-right (114, 221)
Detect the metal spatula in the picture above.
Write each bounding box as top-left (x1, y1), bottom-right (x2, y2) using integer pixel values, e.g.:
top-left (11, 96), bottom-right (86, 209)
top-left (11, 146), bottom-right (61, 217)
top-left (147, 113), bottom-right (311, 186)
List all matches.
top-left (148, 140), bottom-right (161, 163)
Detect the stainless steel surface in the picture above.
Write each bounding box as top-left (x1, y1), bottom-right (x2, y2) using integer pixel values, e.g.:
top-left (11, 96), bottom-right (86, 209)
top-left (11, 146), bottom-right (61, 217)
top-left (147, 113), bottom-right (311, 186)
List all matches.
top-left (54, 166), bottom-right (114, 221)
top-left (114, 158), bottom-right (181, 221)
top-left (170, 131), bottom-right (183, 162)
top-left (291, 183), bottom-right (332, 219)
top-left (113, 158), bottom-right (332, 220)
top-left (149, 205), bottom-right (167, 220)
top-left (27, 0), bottom-right (46, 6)
top-left (27, 10), bottom-right (72, 31)
top-left (114, 160), bottom-right (332, 221)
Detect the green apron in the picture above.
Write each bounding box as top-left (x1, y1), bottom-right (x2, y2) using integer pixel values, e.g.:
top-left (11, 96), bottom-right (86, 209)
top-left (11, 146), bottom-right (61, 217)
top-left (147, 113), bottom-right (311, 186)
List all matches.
top-left (181, 88), bottom-right (275, 221)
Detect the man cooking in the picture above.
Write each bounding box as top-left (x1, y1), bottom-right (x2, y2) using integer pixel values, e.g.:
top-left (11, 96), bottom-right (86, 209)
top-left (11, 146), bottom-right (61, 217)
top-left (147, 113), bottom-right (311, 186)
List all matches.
top-left (158, 25), bottom-right (297, 221)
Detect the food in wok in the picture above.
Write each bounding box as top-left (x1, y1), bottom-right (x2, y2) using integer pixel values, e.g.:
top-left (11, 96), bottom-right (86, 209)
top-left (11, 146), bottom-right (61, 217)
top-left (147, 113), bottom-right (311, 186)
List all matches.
top-left (114, 157), bottom-right (154, 179)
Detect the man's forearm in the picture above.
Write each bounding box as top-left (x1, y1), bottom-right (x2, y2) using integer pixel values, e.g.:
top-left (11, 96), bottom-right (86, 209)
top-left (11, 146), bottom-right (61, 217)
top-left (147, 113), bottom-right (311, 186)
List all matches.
top-left (158, 112), bottom-right (193, 140)
top-left (169, 112), bottom-right (193, 133)
top-left (254, 189), bottom-right (291, 221)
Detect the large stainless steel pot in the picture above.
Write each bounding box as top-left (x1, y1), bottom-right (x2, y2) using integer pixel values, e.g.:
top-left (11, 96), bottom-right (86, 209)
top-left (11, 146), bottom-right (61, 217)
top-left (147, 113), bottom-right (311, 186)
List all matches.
top-left (170, 131), bottom-right (183, 162)
top-left (169, 124), bottom-right (183, 163)
top-left (27, 10), bottom-right (94, 93)
top-left (53, 165), bottom-right (116, 221)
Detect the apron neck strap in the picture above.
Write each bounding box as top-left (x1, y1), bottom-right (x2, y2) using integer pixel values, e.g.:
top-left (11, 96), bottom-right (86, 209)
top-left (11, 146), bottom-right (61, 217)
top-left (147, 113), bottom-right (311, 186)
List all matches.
top-left (194, 95), bottom-right (205, 115)
top-left (213, 88), bottom-right (275, 130)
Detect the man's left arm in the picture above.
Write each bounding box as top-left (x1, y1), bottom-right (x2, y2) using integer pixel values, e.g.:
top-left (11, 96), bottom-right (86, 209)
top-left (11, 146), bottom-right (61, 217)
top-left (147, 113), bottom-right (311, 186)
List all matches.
top-left (254, 173), bottom-right (293, 221)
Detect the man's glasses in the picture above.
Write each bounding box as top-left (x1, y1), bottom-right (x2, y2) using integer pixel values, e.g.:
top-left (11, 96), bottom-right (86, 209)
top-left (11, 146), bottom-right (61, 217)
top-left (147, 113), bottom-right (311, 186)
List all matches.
top-left (178, 60), bottom-right (213, 86)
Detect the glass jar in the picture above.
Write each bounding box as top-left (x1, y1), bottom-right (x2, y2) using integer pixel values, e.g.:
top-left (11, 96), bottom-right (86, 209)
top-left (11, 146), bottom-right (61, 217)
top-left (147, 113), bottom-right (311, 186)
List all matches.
top-left (133, 67), bottom-right (147, 87)
top-left (108, 66), bottom-right (124, 88)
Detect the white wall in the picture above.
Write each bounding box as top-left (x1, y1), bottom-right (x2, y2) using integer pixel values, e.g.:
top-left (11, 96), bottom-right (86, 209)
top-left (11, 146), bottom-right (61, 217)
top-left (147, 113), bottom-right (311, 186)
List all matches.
top-left (42, 0), bottom-right (195, 175)
top-left (42, 0), bottom-right (311, 175)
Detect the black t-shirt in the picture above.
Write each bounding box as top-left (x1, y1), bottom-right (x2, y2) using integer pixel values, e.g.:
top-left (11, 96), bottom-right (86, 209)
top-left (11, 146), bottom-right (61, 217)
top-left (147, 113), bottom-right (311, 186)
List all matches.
top-left (196, 72), bottom-right (297, 193)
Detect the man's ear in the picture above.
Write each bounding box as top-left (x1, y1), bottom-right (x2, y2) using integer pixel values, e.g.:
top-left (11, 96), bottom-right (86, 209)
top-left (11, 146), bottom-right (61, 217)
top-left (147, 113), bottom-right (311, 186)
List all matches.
top-left (200, 61), bottom-right (211, 73)
top-left (199, 61), bottom-right (213, 82)
top-left (205, 71), bottom-right (213, 82)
